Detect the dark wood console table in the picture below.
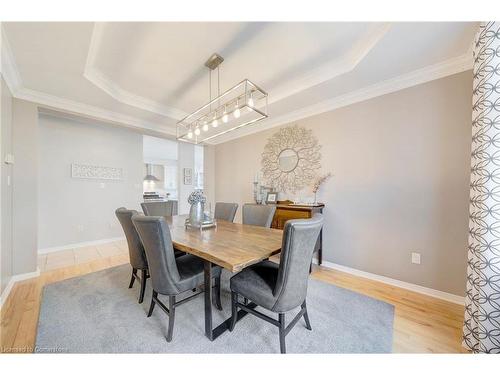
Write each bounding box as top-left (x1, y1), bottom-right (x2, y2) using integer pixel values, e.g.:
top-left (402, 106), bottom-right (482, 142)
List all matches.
top-left (270, 201), bottom-right (325, 265)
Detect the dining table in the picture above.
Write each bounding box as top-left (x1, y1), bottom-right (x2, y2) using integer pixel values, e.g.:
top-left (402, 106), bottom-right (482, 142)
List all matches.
top-left (164, 214), bottom-right (284, 341)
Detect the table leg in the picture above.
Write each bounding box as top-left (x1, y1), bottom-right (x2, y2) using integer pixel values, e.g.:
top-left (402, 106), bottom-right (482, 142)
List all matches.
top-left (318, 229), bottom-right (323, 265)
top-left (204, 260), bottom-right (213, 341)
top-left (203, 259), bottom-right (258, 341)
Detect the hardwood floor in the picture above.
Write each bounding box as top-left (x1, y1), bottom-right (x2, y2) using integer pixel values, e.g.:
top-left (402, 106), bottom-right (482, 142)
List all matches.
top-left (0, 243), bottom-right (467, 353)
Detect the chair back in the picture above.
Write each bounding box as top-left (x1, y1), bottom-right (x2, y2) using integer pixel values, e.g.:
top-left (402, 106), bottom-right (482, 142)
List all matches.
top-left (141, 201), bottom-right (177, 216)
top-left (132, 215), bottom-right (181, 295)
top-left (214, 202), bottom-right (238, 222)
top-left (242, 204), bottom-right (276, 228)
top-left (273, 214), bottom-right (323, 312)
top-left (115, 207), bottom-right (148, 270)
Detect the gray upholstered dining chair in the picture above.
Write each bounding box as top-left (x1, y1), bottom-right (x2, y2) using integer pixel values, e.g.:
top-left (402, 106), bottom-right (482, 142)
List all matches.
top-left (242, 203), bottom-right (276, 228)
top-left (132, 214), bottom-right (223, 342)
top-left (214, 202), bottom-right (238, 222)
top-left (229, 214), bottom-right (324, 353)
top-left (115, 207), bottom-right (149, 304)
top-left (141, 201), bottom-right (177, 216)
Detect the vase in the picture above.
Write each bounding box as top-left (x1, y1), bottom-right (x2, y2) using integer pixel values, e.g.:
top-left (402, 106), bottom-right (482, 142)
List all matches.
top-left (189, 201), bottom-right (204, 226)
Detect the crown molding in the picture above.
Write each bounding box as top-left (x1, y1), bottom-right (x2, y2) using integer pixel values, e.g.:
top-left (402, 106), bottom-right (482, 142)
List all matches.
top-left (269, 23), bottom-right (392, 104)
top-left (210, 51), bottom-right (473, 145)
top-left (84, 22), bottom-right (187, 120)
top-left (2, 25), bottom-right (176, 136)
top-left (3, 22), bottom-right (474, 145)
top-left (16, 87), bottom-right (177, 137)
top-left (84, 23), bottom-right (391, 118)
top-left (1, 23), bottom-right (23, 94)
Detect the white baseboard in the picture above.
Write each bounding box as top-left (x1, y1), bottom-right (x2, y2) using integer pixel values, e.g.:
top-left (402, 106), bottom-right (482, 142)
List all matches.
top-left (312, 259), bottom-right (465, 305)
top-left (0, 268), bottom-right (41, 310)
top-left (38, 236), bottom-right (125, 255)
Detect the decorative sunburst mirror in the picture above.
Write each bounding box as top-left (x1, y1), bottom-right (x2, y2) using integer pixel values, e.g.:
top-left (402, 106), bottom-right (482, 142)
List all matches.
top-left (261, 125), bottom-right (322, 193)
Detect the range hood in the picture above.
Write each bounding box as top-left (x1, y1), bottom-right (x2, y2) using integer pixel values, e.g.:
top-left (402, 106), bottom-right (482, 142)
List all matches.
top-left (144, 164), bottom-right (160, 182)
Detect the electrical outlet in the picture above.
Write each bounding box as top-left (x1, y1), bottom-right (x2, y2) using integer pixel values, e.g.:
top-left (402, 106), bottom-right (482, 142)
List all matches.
top-left (77, 224), bottom-right (84, 232)
top-left (411, 252), bottom-right (421, 264)
top-left (99, 182), bottom-right (106, 189)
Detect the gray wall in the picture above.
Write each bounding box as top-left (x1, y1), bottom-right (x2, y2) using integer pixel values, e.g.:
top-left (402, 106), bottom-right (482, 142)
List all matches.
top-left (12, 99), bottom-right (39, 275)
top-left (38, 114), bottom-right (144, 249)
top-left (1, 76), bottom-right (13, 294)
top-left (214, 71), bottom-right (472, 296)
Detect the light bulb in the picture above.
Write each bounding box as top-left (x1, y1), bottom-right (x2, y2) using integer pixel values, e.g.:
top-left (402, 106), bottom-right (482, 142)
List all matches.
top-left (187, 131), bottom-right (193, 139)
top-left (234, 105), bottom-right (241, 119)
top-left (233, 101), bottom-right (241, 119)
top-left (222, 110), bottom-right (228, 123)
top-left (212, 118), bottom-right (218, 127)
top-left (202, 122), bottom-right (209, 132)
top-left (194, 127), bottom-right (201, 136)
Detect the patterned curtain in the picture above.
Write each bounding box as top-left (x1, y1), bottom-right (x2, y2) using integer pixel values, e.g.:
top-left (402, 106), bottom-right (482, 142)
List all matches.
top-left (463, 22), bottom-right (500, 354)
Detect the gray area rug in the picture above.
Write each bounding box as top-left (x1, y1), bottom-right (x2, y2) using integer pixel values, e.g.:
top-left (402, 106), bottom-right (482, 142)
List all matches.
top-left (36, 264), bottom-right (394, 353)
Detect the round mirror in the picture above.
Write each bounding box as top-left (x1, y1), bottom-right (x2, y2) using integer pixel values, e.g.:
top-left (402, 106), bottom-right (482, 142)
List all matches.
top-left (278, 149), bottom-right (299, 172)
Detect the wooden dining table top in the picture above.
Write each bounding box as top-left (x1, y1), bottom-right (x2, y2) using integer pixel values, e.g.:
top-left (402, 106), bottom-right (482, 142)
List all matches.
top-left (164, 214), bottom-right (283, 273)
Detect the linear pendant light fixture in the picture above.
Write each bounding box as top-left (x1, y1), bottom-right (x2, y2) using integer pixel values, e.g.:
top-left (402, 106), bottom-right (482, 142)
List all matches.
top-left (176, 53), bottom-right (268, 144)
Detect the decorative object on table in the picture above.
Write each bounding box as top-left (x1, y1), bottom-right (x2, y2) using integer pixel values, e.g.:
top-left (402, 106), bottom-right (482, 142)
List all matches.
top-left (183, 168), bottom-right (192, 185)
top-left (71, 163), bottom-right (123, 180)
top-left (312, 173), bottom-right (332, 204)
top-left (261, 125), bottom-right (321, 193)
top-left (253, 181), bottom-right (262, 204)
top-left (254, 185), bottom-right (278, 204)
top-left (253, 173), bottom-right (279, 205)
top-left (176, 53), bottom-right (268, 145)
top-left (266, 192), bottom-right (278, 204)
top-left (185, 190), bottom-right (216, 230)
top-left (253, 172), bottom-right (262, 204)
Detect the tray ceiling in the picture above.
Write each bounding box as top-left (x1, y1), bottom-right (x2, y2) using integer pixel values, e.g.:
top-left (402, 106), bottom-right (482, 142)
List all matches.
top-left (1, 22), bottom-right (477, 143)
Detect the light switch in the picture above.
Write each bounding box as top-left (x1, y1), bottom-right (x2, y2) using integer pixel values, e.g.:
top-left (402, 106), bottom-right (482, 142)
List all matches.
top-left (4, 153), bottom-right (14, 164)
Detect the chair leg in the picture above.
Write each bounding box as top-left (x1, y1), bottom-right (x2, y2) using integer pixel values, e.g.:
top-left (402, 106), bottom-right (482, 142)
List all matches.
top-left (243, 297), bottom-right (248, 305)
top-left (147, 291), bottom-right (157, 317)
top-left (138, 269), bottom-right (147, 304)
top-left (279, 313), bottom-right (286, 354)
top-left (302, 300), bottom-right (312, 330)
top-left (214, 275), bottom-right (223, 310)
top-left (229, 292), bottom-right (238, 332)
top-left (128, 268), bottom-right (137, 288)
top-left (166, 295), bottom-right (176, 342)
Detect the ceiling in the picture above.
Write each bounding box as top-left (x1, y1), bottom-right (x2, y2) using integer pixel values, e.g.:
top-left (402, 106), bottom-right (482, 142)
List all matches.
top-left (1, 22), bottom-right (477, 144)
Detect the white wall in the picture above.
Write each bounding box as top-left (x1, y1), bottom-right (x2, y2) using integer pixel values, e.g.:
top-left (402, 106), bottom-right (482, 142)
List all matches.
top-left (214, 71), bottom-right (472, 296)
top-left (37, 114), bottom-right (143, 250)
top-left (177, 142), bottom-right (195, 215)
top-left (12, 99), bottom-right (38, 274)
top-left (1, 92), bottom-right (39, 293)
top-left (1, 76), bottom-right (13, 294)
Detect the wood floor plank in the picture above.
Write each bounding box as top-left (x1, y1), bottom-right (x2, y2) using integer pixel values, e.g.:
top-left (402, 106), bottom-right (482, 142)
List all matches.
top-left (0, 244), bottom-right (468, 353)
